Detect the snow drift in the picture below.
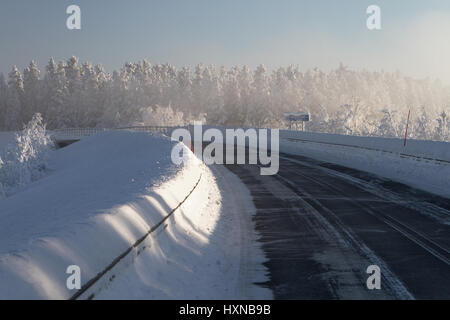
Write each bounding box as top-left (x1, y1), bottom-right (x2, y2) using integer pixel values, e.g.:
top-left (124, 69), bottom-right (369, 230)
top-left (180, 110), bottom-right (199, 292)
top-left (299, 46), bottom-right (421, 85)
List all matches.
top-left (0, 130), bottom-right (270, 299)
top-left (95, 164), bottom-right (271, 300)
top-left (0, 131), bottom-right (192, 299)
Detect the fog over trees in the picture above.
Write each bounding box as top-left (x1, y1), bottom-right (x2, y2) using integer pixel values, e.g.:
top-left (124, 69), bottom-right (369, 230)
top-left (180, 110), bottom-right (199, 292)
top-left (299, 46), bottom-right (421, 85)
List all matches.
top-left (0, 57), bottom-right (449, 141)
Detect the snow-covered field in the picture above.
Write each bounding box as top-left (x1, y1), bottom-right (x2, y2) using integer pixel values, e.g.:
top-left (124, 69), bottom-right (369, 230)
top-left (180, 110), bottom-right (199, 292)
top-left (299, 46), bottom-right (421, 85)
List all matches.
top-left (0, 131), bottom-right (270, 299)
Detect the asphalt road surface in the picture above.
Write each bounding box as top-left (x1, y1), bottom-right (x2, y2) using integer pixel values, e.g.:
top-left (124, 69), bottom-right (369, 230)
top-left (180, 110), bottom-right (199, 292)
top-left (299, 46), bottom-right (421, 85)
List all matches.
top-left (225, 152), bottom-right (450, 299)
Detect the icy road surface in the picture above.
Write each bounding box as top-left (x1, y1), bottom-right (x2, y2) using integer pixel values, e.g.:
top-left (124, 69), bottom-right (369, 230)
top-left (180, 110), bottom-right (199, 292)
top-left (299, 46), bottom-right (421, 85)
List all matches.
top-left (226, 152), bottom-right (450, 299)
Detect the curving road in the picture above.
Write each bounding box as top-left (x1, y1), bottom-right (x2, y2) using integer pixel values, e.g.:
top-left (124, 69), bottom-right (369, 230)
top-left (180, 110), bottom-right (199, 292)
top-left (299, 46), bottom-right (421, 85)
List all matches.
top-left (225, 152), bottom-right (450, 299)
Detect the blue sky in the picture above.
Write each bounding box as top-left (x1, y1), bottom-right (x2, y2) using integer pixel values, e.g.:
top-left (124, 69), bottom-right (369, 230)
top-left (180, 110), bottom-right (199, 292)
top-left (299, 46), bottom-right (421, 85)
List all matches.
top-left (1, 0), bottom-right (450, 83)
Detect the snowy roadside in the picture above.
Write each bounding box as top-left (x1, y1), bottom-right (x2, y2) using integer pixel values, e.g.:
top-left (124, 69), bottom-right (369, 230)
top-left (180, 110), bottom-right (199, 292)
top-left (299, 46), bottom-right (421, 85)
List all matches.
top-left (195, 126), bottom-right (449, 197)
top-left (279, 131), bottom-right (450, 199)
top-left (0, 132), bottom-right (191, 298)
top-left (95, 164), bottom-right (272, 300)
top-left (0, 130), bottom-right (271, 299)
top-left (280, 137), bottom-right (450, 198)
top-left (280, 130), bottom-right (450, 161)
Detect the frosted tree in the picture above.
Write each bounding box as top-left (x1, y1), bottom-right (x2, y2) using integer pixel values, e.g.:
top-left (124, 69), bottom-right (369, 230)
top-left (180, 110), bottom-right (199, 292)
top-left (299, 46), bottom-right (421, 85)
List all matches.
top-left (0, 113), bottom-right (54, 195)
top-left (0, 56), bottom-right (449, 141)
top-left (435, 111), bottom-right (449, 141)
top-left (302, 68), bottom-right (330, 132)
top-left (196, 65), bottom-right (221, 124)
top-left (5, 66), bottom-right (25, 130)
top-left (43, 58), bottom-right (68, 128)
top-left (237, 65), bottom-right (252, 124)
top-left (131, 61), bottom-right (151, 113)
top-left (79, 62), bottom-right (99, 127)
top-left (93, 64), bottom-right (110, 127)
top-left (191, 64), bottom-right (207, 117)
top-left (413, 106), bottom-right (432, 140)
top-left (175, 66), bottom-right (193, 116)
top-left (136, 60), bottom-right (153, 110)
top-left (23, 61), bottom-right (41, 124)
top-left (219, 67), bottom-right (244, 126)
top-left (198, 65), bottom-right (220, 121)
top-left (249, 64), bottom-right (271, 127)
top-left (141, 104), bottom-right (185, 126)
top-left (100, 70), bottom-right (125, 127)
top-left (377, 109), bottom-right (396, 137)
top-left (0, 73), bottom-right (7, 130)
top-left (117, 62), bottom-right (146, 125)
top-left (377, 108), bottom-right (407, 138)
top-left (64, 56), bottom-right (82, 127)
top-left (154, 63), bottom-right (177, 109)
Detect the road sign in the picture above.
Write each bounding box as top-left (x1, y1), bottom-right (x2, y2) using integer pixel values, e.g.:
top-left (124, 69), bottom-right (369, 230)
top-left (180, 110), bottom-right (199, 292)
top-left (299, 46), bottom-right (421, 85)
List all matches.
top-left (284, 112), bottom-right (310, 122)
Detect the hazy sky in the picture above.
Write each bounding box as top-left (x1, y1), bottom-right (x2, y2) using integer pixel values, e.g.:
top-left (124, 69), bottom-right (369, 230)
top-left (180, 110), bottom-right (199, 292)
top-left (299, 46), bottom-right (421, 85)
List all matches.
top-left (1, 0), bottom-right (450, 84)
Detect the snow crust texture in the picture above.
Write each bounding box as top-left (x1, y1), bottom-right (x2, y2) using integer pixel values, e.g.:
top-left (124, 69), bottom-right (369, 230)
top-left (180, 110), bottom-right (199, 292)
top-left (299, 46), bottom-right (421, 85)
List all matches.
top-left (0, 132), bottom-right (196, 299)
top-left (0, 130), bottom-right (271, 299)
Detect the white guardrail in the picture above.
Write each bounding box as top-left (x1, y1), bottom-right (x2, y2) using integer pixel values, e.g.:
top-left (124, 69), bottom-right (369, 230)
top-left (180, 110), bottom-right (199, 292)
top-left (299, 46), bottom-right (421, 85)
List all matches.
top-left (50, 126), bottom-right (175, 141)
top-left (50, 126), bottom-right (450, 165)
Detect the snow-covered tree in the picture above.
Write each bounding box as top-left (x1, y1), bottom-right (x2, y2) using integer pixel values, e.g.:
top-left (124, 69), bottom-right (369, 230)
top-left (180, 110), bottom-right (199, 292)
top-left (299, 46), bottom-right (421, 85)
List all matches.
top-left (0, 113), bottom-right (54, 195)
top-left (0, 73), bottom-right (7, 130)
top-left (435, 111), bottom-right (449, 141)
top-left (0, 57), bottom-right (449, 141)
top-left (43, 58), bottom-right (68, 128)
top-left (64, 56), bottom-right (82, 127)
top-left (249, 64), bottom-right (271, 127)
top-left (141, 104), bottom-right (185, 126)
top-left (23, 61), bottom-right (41, 124)
top-left (5, 66), bottom-right (25, 130)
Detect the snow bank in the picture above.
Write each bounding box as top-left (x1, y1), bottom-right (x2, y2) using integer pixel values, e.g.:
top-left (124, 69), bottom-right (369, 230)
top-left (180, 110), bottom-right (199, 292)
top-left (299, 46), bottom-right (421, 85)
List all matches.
top-left (95, 164), bottom-right (271, 300)
top-left (281, 130), bottom-right (450, 162)
top-left (0, 130), bottom-right (270, 299)
top-left (279, 130), bottom-right (450, 198)
top-left (0, 131), bottom-right (203, 299)
top-left (192, 126), bottom-right (449, 197)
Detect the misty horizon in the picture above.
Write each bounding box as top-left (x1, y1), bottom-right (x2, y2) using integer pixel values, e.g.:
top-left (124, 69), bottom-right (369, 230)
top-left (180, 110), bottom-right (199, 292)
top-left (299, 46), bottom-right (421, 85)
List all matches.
top-left (2, 1), bottom-right (450, 84)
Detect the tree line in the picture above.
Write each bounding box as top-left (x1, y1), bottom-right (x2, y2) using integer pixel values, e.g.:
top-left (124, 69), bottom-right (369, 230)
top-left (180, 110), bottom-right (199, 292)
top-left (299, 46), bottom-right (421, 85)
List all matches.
top-left (0, 57), bottom-right (448, 141)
